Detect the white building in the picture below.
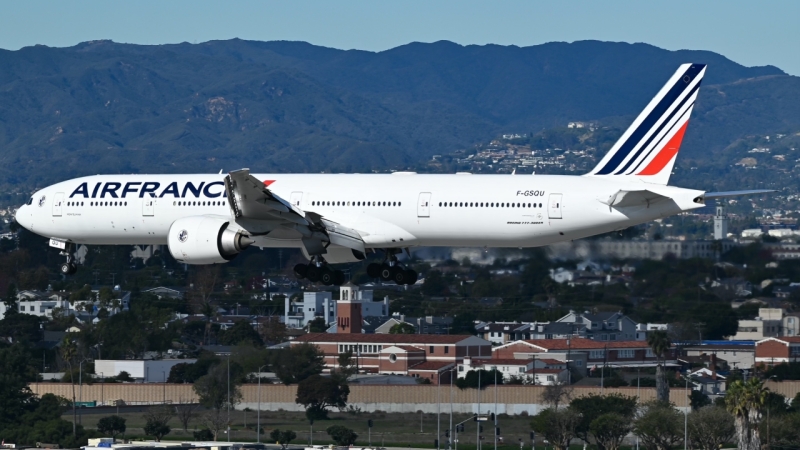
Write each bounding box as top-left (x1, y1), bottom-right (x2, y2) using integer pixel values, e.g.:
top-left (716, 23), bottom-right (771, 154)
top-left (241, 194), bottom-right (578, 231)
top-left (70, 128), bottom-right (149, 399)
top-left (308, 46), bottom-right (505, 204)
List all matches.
top-left (730, 308), bottom-right (784, 341)
top-left (283, 284), bottom-right (388, 329)
top-left (458, 356), bottom-right (569, 385)
top-left (94, 359), bottom-right (196, 383)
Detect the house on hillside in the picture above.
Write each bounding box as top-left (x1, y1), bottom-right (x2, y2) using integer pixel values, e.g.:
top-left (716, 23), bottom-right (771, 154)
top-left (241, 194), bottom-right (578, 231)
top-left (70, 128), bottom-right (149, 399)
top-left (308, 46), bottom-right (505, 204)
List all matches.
top-left (557, 311), bottom-right (638, 341)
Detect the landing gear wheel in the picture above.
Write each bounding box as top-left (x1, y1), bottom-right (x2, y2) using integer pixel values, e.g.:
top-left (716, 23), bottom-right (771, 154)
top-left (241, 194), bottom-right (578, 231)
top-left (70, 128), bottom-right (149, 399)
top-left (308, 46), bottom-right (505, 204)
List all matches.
top-left (293, 263), bottom-right (308, 279)
top-left (405, 269), bottom-right (418, 285)
top-left (305, 265), bottom-right (321, 282)
top-left (379, 264), bottom-right (393, 282)
top-left (367, 263), bottom-right (381, 279)
top-left (320, 267), bottom-right (335, 286)
top-left (61, 262), bottom-right (77, 275)
top-left (393, 268), bottom-right (408, 285)
top-left (333, 270), bottom-right (345, 286)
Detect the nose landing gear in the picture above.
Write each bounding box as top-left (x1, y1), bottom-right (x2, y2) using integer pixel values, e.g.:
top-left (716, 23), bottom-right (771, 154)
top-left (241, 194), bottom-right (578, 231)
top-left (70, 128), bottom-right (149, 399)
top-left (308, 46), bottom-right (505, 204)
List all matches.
top-left (59, 243), bottom-right (78, 275)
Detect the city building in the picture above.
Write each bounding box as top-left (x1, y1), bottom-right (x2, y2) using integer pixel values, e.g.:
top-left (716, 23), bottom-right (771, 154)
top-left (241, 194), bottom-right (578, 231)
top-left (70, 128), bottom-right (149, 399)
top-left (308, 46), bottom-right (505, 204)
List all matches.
top-left (755, 337), bottom-right (800, 366)
top-left (682, 342), bottom-right (755, 370)
top-left (730, 308), bottom-right (785, 341)
top-left (291, 333), bottom-right (492, 383)
top-left (492, 338), bottom-right (677, 374)
top-left (375, 314), bottom-right (454, 334)
top-left (95, 359), bottom-right (196, 382)
top-left (557, 311), bottom-right (638, 341)
top-left (457, 356), bottom-right (568, 385)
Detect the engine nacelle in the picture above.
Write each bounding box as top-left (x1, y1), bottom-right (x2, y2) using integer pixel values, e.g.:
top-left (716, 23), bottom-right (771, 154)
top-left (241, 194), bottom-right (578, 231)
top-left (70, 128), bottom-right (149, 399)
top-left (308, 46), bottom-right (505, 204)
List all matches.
top-left (168, 216), bottom-right (253, 264)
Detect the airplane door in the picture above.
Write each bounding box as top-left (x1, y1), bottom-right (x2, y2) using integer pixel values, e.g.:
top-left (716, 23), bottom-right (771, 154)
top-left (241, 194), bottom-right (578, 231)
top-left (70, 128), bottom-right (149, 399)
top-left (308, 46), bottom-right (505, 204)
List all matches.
top-left (417, 192), bottom-right (431, 218)
top-left (52, 192), bottom-right (64, 217)
top-left (142, 195), bottom-right (155, 217)
top-left (548, 193), bottom-right (563, 219)
top-left (290, 191), bottom-right (303, 208)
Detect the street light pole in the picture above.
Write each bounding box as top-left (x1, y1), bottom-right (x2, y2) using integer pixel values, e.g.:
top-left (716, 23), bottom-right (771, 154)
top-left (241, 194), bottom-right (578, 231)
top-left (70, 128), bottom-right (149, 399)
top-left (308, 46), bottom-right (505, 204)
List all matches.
top-left (257, 364), bottom-right (266, 443)
top-left (227, 355), bottom-right (230, 442)
top-left (494, 369), bottom-right (497, 450)
top-left (437, 373), bottom-right (441, 450)
top-left (683, 371), bottom-right (688, 450)
top-left (477, 370), bottom-right (481, 450)
top-left (449, 367), bottom-right (454, 450)
top-left (162, 371), bottom-right (166, 404)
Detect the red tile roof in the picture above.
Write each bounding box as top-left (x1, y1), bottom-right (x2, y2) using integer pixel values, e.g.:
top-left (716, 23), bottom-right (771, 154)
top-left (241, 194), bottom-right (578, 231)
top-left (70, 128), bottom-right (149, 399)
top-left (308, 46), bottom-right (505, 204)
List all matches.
top-left (295, 333), bottom-right (481, 344)
top-left (515, 338), bottom-right (655, 350)
top-left (538, 358), bottom-right (565, 365)
top-left (409, 361), bottom-right (455, 371)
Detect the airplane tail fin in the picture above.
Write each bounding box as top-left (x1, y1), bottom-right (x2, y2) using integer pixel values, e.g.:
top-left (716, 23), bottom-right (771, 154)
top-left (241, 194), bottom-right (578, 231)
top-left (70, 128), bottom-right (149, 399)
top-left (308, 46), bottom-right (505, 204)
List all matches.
top-left (586, 63), bottom-right (706, 185)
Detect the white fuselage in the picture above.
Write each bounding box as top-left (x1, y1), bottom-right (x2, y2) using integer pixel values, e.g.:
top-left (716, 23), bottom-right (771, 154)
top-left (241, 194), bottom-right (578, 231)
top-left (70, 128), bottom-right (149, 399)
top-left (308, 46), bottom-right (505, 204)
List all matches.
top-left (15, 173), bottom-right (705, 251)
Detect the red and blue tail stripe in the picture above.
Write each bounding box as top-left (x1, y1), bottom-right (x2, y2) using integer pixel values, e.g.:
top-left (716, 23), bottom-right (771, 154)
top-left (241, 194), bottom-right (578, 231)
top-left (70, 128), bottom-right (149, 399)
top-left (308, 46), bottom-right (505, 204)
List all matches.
top-left (587, 63), bottom-right (706, 185)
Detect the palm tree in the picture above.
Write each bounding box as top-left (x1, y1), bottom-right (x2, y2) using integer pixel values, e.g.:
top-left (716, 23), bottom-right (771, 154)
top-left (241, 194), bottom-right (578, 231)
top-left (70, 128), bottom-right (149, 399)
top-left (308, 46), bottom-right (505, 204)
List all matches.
top-left (646, 330), bottom-right (671, 402)
top-left (726, 378), bottom-right (768, 450)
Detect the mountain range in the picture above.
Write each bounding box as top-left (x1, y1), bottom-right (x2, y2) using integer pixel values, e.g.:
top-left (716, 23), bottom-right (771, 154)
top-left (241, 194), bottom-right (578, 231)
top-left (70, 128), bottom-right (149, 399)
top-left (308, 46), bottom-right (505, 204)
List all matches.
top-left (1, 38), bottom-right (799, 191)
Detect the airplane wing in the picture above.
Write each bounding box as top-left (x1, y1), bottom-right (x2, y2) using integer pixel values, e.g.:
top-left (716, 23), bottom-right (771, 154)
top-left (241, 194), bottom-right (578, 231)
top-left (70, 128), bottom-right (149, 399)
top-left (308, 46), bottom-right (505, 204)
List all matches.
top-left (703, 189), bottom-right (775, 199)
top-left (224, 169), bottom-right (365, 254)
top-left (601, 189), bottom-right (671, 208)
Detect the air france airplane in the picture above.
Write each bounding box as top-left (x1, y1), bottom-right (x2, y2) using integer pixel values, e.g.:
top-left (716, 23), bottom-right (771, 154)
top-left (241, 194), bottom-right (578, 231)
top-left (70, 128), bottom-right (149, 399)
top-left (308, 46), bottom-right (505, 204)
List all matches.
top-left (14, 64), bottom-right (770, 286)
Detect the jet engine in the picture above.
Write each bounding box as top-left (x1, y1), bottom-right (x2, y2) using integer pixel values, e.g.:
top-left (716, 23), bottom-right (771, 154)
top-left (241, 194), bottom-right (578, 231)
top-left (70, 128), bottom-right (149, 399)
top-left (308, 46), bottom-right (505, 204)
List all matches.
top-left (168, 216), bottom-right (254, 264)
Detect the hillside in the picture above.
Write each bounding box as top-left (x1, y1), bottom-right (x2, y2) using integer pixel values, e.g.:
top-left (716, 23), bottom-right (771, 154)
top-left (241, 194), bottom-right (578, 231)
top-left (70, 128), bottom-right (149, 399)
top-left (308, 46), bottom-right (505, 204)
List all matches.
top-left (0, 38), bottom-right (798, 193)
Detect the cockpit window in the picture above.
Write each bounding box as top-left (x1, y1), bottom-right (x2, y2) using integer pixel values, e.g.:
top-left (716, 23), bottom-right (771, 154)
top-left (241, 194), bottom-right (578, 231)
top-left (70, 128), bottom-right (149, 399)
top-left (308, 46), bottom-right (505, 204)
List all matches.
top-left (27, 197), bottom-right (33, 206)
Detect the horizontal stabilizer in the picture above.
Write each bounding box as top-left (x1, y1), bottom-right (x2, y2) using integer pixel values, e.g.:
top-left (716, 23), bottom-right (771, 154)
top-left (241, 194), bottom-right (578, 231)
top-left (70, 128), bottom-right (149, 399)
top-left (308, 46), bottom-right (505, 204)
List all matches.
top-left (703, 190), bottom-right (775, 200)
top-left (601, 189), bottom-right (670, 208)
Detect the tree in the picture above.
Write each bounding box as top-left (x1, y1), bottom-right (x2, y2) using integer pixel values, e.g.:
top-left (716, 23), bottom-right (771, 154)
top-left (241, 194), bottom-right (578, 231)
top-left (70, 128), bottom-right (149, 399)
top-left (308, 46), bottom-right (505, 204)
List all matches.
top-left (389, 322), bottom-right (416, 334)
top-left (143, 406), bottom-right (174, 442)
top-left (327, 425), bottom-right (358, 446)
top-left (175, 402), bottom-right (199, 432)
top-left (188, 266), bottom-right (219, 345)
top-left (270, 429), bottom-right (298, 449)
top-left (96, 415), bottom-right (126, 440)
top-left (334, 350), bottom-right (357, 382)
top-left (646, 330), bottom-right (672, 402)
top-left (193, 362), bottom-right (242, 439)
top-left (272, 342), bottom-right (324, 384)
top-left (307, 317), bottom-right (328, 333)
top-left (259, 316), bottom-right (288, 344)
top-left (589, 413), bottom-right (631, 450)
top-left (688, 406), bottom-right (735, 450)
top-left (530, 407), bottom-right (581, 450)
top-left (768, 413), bottom-right (800, 448)
top-left (296, 374), bottom-right (350, 420)
top-left (570, 393), bottom-right (637, 449)
top-left (59, 336), bottom-right (78, 437)
top-left (689, 390), bottom-right (711, 410)
top-left (726, 378), bottom-right (768, 450)
top-left (421, 270), bottom-right (449, 296)
top-left (3, 282), bottom-right (18, 318)
top-left (633, 401), bottom-right (684, 450)
top-left (218, 320), bottom-right (263, 346)
top-left (541, 382), bottom-right (573, 409)
top-left (455, 369), bottom-right (502, 389)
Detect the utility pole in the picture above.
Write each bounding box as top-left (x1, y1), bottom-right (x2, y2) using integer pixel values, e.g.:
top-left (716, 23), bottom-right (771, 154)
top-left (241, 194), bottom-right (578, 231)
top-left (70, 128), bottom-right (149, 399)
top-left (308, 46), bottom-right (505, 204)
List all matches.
top-left (227, 356), bottom-right (230, 442)
top-left (257, 364), bottom-right (266, 443)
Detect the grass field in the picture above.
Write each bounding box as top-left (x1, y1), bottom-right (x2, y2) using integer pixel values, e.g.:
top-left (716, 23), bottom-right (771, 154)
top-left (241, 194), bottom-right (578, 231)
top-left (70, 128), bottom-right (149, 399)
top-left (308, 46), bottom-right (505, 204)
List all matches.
top-left (68, 407), bottom-right (545, 449)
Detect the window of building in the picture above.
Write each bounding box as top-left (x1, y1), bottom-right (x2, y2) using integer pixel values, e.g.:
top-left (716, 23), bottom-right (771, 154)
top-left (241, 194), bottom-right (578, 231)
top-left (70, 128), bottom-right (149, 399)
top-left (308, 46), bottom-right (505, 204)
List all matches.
top-left (389, 354), bottom-right (397, 363)
top-left (519, 367), bottom-right (525, 373)
top-left (618, 349), bottom-right (634, 359)
top-left (445, 346), bottom-right (449, 354)
top-left (430, 346), bottom-right (435, 354)
top-left (646, 349), bottom-right (655, 358)
top-left (459, 365), bottom-right (464, 372)
top-left (589, 350), bottom-right (605, 359)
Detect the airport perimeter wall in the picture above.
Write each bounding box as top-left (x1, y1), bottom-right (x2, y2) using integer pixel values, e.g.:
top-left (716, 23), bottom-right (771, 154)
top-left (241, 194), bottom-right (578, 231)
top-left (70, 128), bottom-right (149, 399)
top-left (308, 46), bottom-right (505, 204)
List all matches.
top-left (27, 383), bottom-right (723, 415)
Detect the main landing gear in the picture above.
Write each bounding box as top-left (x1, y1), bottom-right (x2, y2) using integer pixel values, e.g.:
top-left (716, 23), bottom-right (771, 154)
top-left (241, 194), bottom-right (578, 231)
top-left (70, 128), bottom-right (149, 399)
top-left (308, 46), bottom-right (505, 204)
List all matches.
top-left (59, 243), bottom-right (78, 275)
top-left (366, 250), bottom-right (418, 285)
top-left (294, 257), bottom-right (346, 286)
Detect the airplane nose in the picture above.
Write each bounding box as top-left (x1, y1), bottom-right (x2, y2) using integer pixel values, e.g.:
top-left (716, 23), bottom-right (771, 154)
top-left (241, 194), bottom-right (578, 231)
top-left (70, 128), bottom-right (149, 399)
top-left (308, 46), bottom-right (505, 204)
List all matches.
top-left (15, 205), bottom-right (30, 231)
